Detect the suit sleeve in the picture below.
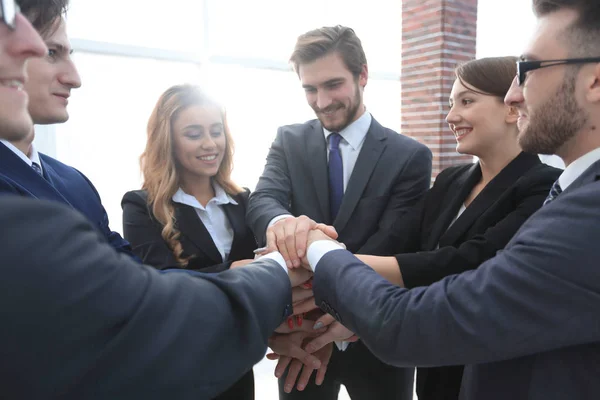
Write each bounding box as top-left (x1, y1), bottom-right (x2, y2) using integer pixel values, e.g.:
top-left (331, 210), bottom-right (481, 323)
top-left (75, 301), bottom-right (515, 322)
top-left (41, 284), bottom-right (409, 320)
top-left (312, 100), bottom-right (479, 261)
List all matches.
top-left (398, 166), bottom-right (559, 288)
top-left (359, 144), bottom-right (432, 255)
top-left (313, 182), bottom-right (600, 368)
top-left (0, 198), bottom-right (292, 398)
top-left (246, 127), bottom-right (294, 246)
top-left (77, 171), bottom-right (138, 261)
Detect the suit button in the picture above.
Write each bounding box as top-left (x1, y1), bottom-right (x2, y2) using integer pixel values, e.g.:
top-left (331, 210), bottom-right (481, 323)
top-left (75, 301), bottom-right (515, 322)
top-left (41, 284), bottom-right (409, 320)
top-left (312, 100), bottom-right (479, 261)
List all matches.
top-left (335, 312), bottom-right (342, 322)
top-left (320, 301), bottom-right (327, 311)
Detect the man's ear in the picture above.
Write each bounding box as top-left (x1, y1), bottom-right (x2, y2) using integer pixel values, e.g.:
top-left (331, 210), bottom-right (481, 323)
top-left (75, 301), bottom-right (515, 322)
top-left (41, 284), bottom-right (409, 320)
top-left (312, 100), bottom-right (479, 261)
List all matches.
top-left (586, 63), bottom-right (600, 104)
top-left (505, 105), bottom-right (519, 124)
top-left (359, 64), bottom-right (368, 88)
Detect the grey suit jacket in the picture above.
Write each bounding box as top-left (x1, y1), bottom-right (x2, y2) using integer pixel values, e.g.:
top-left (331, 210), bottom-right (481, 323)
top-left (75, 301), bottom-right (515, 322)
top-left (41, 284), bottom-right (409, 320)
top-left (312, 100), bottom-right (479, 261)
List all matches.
top-left (247, 117), bottom-right (432, 254)
top-left (313, 159), bottom-right (600, 400)
top-left (0, 196), bottom-right (292, 399)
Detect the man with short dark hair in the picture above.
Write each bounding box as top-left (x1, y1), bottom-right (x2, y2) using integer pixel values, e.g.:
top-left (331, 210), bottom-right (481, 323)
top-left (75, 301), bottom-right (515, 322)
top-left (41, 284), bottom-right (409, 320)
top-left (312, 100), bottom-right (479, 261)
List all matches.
top-left (248, 24), bottom-right (432, 400)
top-left (0, 2), bottom-right (313, 398)
top-left (295, 1), bottom-right (600, 399)
top-left (0, 0), bottom-right (133, 257)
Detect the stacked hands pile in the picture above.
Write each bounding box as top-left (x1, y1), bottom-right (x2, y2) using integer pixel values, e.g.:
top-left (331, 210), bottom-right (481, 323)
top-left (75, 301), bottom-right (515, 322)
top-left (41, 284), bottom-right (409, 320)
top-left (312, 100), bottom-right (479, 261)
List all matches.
top-left (257, 216), bottom-right (357, 393)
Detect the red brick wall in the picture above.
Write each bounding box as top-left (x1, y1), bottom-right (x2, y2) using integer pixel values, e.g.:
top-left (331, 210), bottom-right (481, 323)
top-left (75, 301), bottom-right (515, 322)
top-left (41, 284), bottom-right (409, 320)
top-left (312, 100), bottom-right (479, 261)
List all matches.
top-left (401, 0), bottom-right (478, 178)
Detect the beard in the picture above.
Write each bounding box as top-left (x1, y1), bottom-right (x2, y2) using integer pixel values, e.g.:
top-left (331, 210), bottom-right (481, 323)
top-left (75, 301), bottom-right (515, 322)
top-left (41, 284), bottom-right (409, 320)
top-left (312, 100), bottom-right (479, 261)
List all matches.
top-left (518, 73), bottom-right (588, 155)
top-left (315, 83), bottom-right (362, 132)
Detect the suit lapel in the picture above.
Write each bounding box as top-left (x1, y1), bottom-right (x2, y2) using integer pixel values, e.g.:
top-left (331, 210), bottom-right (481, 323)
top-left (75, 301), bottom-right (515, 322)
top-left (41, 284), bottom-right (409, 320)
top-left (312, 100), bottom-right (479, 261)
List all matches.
top-left (425, 163), bottom-right (481, 250)
top-left (441, 152), bottom-right (540, 246)
top-left (175, 203), bottom-right (223, 263)
top-left (0, 144), bottom-right (72, 205)
top-left (333, 118), bottom-right (386, 233)
top-left (305, 121), bottom-right (331, 222)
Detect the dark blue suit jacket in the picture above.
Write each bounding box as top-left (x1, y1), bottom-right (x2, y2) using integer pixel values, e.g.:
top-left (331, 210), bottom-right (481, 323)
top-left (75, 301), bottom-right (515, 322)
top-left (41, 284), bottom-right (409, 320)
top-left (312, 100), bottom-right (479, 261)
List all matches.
top-left (0, 196), bottom-right (292, 399)
top-left (313, 159), bottom-right (600, 400)
top-left (0, 142), bottom-right (134, 258)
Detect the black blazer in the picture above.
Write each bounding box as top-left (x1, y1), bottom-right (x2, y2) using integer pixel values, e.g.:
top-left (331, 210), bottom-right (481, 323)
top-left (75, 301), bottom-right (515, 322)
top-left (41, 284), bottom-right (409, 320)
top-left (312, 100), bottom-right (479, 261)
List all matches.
top-left (121, 188), bottom-right (257, 273)
top-left (387, 152), bottom-right (561, 400)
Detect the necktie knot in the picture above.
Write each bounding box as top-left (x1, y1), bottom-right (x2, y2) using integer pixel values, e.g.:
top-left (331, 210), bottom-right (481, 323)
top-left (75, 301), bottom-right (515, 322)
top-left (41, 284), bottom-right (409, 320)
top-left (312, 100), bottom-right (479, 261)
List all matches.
top-left (31, 162), bottom-right (43, 177)
top-left (328, 133), bottom-right (342, 151)
top-left (543, 180), bottom-right (562, 206)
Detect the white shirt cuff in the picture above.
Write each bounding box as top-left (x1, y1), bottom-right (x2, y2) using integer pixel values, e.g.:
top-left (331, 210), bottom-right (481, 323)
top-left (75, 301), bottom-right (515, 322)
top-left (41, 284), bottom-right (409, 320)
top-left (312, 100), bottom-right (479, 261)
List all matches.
top-left (267, 214), bottom-right (293, 229)
top-left (306, 240), bottom-right (345, 272)
top-left (260, 252), bottom-right (288, 275)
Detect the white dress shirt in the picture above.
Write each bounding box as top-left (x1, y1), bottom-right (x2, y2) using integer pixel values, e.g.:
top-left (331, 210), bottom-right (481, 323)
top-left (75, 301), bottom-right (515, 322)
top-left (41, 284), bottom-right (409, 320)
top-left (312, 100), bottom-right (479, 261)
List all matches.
top-left (0, 140), bottom-right (43, 174)
top-left (558, 147), bottom-right (600, 190)
top-left (267, 110), bottom-right (372, 229)
top-left (172, 183), bottom-right (238, 261)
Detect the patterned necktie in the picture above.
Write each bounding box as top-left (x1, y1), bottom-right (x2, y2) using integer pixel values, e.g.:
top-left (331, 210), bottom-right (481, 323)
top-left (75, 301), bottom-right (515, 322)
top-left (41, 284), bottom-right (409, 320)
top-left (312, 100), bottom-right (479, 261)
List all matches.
top-left (328, 133), bottom-right (344, 220)
top-left (543, 180), bottom-right (562, 206)
top-left (31, 162), bottom-right (43, 177)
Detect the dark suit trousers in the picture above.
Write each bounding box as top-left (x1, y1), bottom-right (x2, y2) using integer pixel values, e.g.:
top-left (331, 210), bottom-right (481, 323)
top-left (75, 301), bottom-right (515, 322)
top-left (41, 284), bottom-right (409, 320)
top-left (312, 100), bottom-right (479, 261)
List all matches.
top-left (215, 370), bottom-right (254, 400)
top-left (278, 341), bottom-right (414, 400)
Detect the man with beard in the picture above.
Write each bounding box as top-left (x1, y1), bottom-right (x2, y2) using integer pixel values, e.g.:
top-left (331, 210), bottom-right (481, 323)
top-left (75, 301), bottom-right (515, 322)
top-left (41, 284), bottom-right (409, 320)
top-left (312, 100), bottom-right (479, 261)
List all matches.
top-left (276, 1), bottom-right (600, 399)
top-left (0, 1), bottom-right (316, 398)
top-left (247, 25), bottom-right (432, 400)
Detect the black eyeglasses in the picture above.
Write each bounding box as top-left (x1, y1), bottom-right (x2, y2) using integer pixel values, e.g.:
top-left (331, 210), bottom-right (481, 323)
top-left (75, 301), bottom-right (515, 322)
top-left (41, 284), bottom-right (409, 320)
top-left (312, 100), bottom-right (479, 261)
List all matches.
top-left (0, 0), bottom-right (19, 30)
top-left (517, 57), bottom-right (600, 86)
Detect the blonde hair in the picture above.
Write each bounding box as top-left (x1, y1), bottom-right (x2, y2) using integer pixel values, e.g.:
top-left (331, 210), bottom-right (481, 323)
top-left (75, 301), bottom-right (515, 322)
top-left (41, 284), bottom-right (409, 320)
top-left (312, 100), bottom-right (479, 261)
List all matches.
top-left (140, 84), bottom-right (243, 265)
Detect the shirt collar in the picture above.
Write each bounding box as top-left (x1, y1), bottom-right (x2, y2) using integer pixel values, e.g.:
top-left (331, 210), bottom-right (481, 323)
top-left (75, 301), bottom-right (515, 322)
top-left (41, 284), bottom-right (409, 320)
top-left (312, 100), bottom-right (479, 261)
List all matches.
top-left (0, 139), bottom-right (42, 172)
top-left (558, 147), bottom-right (600, 190)
top-left (323, 109), bottom-right (371, 150)
top-left (172, 181), bottom-right (238, 210)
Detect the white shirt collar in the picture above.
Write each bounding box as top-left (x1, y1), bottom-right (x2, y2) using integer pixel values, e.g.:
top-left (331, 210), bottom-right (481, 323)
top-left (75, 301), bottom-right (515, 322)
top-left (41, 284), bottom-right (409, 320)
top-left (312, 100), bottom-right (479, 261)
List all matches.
top-left (323, 109), bottom-right (372, 150)
top-left (0, 139), bottom-right (42, 172)
top-left (558, 147), bottom-right (600, 190)
top-left (172, 182), bottom-right (238, 210)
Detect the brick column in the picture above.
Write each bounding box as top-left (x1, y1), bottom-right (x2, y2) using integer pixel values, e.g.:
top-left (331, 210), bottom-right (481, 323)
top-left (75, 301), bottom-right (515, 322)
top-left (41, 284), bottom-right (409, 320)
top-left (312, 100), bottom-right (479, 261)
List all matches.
top-left (401, 0), bottom-right (478, 178)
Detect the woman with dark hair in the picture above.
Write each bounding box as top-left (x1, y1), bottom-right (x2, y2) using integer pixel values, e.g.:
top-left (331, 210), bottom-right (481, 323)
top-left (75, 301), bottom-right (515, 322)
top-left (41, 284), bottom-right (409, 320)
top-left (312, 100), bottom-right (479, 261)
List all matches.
top-left (350, 56), bottom-right (562, 399)
top-left (121, 84), bottom-right (256, 399)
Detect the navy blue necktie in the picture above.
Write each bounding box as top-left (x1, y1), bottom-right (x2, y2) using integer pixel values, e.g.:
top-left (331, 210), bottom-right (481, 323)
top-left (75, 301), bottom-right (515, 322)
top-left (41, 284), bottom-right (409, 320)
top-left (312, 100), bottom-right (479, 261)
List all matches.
top-left (543, 180), bottom-right (562, 206)
top-left (328, 133), bottom-right (344, 220)
top-left (31, 162), bottom-right (43, 177)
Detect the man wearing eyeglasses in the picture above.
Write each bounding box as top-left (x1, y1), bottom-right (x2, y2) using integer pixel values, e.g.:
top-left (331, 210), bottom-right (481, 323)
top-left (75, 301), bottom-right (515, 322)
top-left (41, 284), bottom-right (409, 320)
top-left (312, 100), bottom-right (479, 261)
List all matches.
top-left (0, 0), bottom-right (136, 260)
top-left (0, 1), bottom-right (318, 398)
top-left (290, 0), bottom-right (600, 399)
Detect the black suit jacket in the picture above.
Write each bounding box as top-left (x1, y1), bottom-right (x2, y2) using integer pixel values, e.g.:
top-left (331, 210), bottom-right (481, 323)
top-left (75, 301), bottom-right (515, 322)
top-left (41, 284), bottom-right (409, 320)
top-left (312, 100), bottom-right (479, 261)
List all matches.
top-left (122, 189), bottom-right (257, 272)
top-left (384, 152), bottom-right (561, 399)
top-left (0, 196), bottom-right (292, 399)
top-left (392, 152), bottom-right (562, 288)
top-left (247, 117), bottom-right (432, 254)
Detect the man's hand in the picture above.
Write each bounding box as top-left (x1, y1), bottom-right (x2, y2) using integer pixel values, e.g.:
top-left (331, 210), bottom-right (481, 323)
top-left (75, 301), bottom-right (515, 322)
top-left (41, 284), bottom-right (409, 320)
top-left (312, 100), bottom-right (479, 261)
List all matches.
top-left (280, 343), bottom-right (334, 392)
top-left (288, 266), bottom-right (313, 288)
top-left (304, 321), bottom-right (357, 353)
top-left (266, 216), bottom-right (338, 269)
top-left (268, 331), bottom-right (322, 373)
